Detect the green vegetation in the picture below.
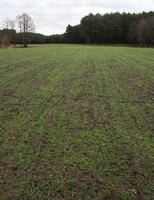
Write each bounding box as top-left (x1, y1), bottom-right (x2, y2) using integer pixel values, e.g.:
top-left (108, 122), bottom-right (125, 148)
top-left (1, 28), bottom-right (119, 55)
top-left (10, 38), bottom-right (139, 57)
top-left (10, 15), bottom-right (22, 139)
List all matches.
top-left (0, 45), bottom-right (154, 200)
top-left (1, 11), bottom-right (154, 47)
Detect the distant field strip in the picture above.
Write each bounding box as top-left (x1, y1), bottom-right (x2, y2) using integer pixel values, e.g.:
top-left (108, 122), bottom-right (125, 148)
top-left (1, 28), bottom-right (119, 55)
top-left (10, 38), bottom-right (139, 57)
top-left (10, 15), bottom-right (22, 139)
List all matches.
top-left (0, 45), bottom-right (154, 200)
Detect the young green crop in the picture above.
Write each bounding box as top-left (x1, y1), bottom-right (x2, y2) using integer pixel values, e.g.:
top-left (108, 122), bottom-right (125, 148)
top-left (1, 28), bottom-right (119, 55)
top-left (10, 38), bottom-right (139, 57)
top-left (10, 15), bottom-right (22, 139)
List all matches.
top-left (0, 45), bottom-right (154, 200)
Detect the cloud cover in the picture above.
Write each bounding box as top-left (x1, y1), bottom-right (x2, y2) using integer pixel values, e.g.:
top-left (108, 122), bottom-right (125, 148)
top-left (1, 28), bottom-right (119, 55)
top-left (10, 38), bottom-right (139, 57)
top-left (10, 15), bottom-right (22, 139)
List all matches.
top-left (0, 0), bottom-right (154, 35)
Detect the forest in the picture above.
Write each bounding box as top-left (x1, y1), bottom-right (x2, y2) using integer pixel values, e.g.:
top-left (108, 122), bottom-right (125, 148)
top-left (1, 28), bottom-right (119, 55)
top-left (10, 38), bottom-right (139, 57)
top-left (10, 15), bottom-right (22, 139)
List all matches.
top-left (0, 11), bottom-right (154, 46)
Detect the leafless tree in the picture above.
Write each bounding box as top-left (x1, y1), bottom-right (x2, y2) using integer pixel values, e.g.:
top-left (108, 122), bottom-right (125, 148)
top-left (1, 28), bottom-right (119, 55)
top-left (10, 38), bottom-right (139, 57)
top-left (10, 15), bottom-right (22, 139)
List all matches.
top-left (1, 18), bottom-right (10, 47)
top-left (3, 18), bottom-right (15, 29)
top-left (0, 18), bottom-right (16, 47)
top-left (128, 16), bottom-right (154, 46)
top-left (137, 16), bottom-right (154, 45)
top-left (0, 33), bottom-right (10, 48)
top-left (16, 13), bottom-right (35, 47)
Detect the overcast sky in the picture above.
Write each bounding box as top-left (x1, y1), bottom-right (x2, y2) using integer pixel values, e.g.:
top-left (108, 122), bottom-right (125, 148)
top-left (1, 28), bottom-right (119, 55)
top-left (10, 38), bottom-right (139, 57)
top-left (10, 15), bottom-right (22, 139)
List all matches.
top-left (0, 0), bottom-right (154, 35)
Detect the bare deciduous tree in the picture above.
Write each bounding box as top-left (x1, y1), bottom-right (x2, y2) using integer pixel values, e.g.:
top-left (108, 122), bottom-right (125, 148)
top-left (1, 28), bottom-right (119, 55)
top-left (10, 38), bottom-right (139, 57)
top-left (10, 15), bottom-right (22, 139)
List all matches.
top-left (0, 33), bottom-right (9, 48)
top-left (1, 18), bottom-right (16, 47)
top-left (2, 18), bottom-right (11, 47)
top-left (137, 16), bottom-right (154, 45)
top-left (16, 13), bottom-right (35, 47)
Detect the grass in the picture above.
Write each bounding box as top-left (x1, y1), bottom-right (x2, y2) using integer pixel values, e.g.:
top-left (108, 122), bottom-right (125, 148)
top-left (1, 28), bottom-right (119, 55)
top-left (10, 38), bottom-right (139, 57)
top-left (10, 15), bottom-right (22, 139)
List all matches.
top-left (0, 44), bottom-right (154, 200)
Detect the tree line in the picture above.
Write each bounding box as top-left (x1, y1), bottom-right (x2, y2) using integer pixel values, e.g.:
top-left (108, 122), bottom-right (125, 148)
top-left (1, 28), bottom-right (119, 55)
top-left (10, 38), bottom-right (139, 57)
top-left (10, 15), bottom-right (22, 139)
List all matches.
top-left (0, 13), bottom-right (35, 47)
top-left (0, 11), bottom-right (154, 47)
top-left (65, 11), bottom-right (154, 45)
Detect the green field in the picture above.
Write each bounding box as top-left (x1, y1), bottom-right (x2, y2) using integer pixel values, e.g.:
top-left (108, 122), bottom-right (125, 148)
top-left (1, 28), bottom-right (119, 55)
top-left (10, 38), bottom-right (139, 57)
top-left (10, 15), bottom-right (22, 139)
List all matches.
top-left (0, 45), bottom-right (154, 200)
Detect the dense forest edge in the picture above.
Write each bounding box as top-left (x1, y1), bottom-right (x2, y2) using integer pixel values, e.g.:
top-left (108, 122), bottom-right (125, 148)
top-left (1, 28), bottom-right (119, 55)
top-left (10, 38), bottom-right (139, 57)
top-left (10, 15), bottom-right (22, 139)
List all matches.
top-left (0, 11), bottom-right (154, 47)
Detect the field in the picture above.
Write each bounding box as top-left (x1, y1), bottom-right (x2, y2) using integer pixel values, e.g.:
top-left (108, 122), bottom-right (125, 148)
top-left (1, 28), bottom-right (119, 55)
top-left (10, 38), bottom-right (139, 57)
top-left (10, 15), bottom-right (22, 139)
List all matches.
top-left (0, 45), bottom-right (154, 200)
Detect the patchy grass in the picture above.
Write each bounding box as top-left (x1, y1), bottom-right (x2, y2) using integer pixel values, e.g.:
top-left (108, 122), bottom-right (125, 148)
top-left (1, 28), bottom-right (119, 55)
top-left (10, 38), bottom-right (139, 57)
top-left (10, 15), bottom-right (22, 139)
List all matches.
top-left (0, 44), bottom-right (154, 200)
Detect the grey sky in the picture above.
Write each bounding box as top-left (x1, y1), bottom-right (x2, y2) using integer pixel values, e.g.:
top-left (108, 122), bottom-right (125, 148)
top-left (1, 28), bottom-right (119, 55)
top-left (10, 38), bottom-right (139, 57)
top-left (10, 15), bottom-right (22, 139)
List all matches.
top-left (0, 0), bottom-right (154, 35)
